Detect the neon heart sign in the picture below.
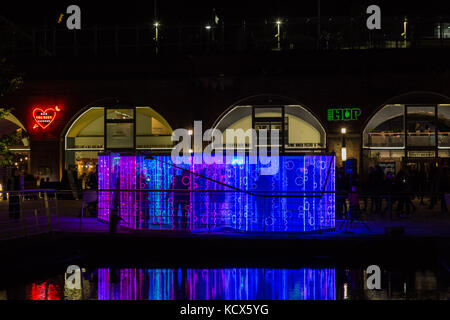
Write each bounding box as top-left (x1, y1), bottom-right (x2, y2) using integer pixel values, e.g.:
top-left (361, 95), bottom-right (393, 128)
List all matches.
top-left (32, 106), bottom-right (59, 130)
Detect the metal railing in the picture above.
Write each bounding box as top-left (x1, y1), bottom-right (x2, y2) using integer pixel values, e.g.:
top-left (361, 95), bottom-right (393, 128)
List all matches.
top-left (0, 189), bottom-right (58, 240)
top-left (0, 188), bottom-right (448, 240)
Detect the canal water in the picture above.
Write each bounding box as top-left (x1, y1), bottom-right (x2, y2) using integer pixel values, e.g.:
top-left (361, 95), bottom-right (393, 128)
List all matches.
top-left (1, 265), bottom-right (449, 300)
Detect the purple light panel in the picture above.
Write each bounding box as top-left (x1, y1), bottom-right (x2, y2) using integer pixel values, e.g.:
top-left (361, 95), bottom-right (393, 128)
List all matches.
top-left (98, 154), bottom-right (335, 232)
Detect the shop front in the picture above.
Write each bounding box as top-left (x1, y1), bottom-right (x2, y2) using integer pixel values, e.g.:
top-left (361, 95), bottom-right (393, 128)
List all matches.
top-left (212, 95), bottom-right (327, 153)
top-left (362, 93), bottom-right (450, 175)
top-left (0, 109), bottom-right (31, 190)
top-left (64, 104), bottom-right (173, 179)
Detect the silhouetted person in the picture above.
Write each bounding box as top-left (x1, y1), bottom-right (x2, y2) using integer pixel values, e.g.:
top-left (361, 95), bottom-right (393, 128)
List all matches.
top-left (404, 167), bottom-right (416, 213)
top-left (109, 176), bottom-right (121, 235)
top-left (417, 167), bottom-right (427, 205)
top-left (373, 165), bottom-right (385, 214)
top-left (60, 169), bottom-right (70, 194)
top-left (137, 172), bottom-right (149, 228)
top-left (86, 167), bottom-right (99, 216)
top-left (336, 167), bottom-right (348, 219)
top-left (429, 164), bottom-right (441, 210)
top-left (395, 168), bottom-right (414, 216)
top-left (348, 185), bottom-right (362, 220)
top-left (44, 177), bottom-right (54, 199)
top-left (439, 166), bottom-right (449, 214)
top-left (40, 178), bottom-right (46, 188)
top-left (382, 171), bottom-right (396, 215)
top-left (87, 167), bottom-right (98, 190)
top-left (171, 170), bottom-right (190, 230)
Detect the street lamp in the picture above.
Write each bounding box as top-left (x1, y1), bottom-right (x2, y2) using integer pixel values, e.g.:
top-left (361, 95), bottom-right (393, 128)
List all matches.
top-left (153, 21), bottom-right (160, 54)
top-left (205, 25), bottom-right (212, 30)
top-left (341, 127), bottom-right (347, 162)
top-left (401, 17), bottom-right (407, 40)
top-left (275, 19), bottom-right (282, 50)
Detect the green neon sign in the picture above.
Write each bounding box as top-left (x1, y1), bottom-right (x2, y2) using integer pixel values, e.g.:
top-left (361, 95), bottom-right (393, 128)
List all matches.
top-left (327, 108), bottom-right (362, 121)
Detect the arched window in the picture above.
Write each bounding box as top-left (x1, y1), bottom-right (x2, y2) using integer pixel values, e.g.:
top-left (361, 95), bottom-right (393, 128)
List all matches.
top-left (363, 104), bottom-right (405, 149)
top-left (64, 105), bottom-right (172, 177)
top-left (213, 96), bottom-right (326, 151)
top-left (0, 109), bottom-right (30, 174)
top-left (362, 92), bottom-right (450, 173)
top-left (363, 104), bottom-right (450, 150)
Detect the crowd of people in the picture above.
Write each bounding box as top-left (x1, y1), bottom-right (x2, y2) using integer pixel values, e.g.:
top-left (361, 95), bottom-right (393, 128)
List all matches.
top-left (336, 162), bottom-right (449, 219)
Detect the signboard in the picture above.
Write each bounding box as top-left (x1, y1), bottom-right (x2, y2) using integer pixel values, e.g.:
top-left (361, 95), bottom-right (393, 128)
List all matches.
top-left (32, 106), bottom-right (60, 130)
top-left (328, 108), bottom-right (362, 121)
top-left (407, 151), bottom-right (436, 158)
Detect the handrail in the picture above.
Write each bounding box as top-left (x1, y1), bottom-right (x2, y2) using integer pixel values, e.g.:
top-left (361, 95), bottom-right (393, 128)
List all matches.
top-left (96, 188), bottom-right (332, 198)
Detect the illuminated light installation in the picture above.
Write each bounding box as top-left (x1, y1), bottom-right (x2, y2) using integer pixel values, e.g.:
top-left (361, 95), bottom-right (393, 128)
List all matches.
top-left (32, 106), bottom-right (60, 130)
top-left (98, 154), bottom-right (335, 232)
top-left (97, 268), bottom-right (336, 300)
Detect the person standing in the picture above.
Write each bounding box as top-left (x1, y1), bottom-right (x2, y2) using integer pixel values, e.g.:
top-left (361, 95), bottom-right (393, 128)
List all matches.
top-left (170, 170), bottom-right (190, 230)
top-left (109, 175), bottom-right (121, 235)
top-left (439, 165), bottom-right (449, 214)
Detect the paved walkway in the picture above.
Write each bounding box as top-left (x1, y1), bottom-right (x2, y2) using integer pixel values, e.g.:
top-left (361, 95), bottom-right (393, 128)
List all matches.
top-left (0, 198), bottom-right (449, 240)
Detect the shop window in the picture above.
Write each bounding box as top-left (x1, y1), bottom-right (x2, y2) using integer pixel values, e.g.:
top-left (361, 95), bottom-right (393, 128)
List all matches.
top-left (363, 105), bottom-right (405, 148)
top-left (406, 106), bottom-right (436, 147)
top-left (215, 103), bottom-right (325, 150)
top-left (438, 105), bottom-right (450, 148)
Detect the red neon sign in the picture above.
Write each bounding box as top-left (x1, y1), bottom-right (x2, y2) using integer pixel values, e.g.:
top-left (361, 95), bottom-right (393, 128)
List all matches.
top-left (32, 106), bottom-right (60, 130)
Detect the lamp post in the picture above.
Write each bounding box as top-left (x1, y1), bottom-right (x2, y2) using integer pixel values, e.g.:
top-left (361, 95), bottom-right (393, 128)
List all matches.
top-left (401, 16), bottom-right (408, 48)
top-left (275, 20), bottom-right (282, 50)
top-left (341, 127), bottom-right (347, 164)
top-left (153, 0), bottom-right (159, 54)
top-left (154, 21), bottom-right (160, 54)
top-left (205, 25), bottom-right (212, 49)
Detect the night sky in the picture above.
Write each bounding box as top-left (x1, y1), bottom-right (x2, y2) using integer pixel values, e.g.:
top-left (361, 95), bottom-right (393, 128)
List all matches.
top-left (2, 0), bottom-right (450, 27)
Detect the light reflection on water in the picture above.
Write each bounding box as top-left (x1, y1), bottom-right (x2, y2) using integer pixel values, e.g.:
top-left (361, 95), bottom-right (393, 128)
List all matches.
top-left (1, 267), bottom-right (449, 300)
top-left (97, 268), bottom-right (335, 300)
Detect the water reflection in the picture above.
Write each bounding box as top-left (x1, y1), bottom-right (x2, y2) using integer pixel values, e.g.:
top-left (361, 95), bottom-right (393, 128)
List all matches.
top-left (97, 268), bottom-right (336, 300)
top-left (1, 266), bottom-right (449, 300)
